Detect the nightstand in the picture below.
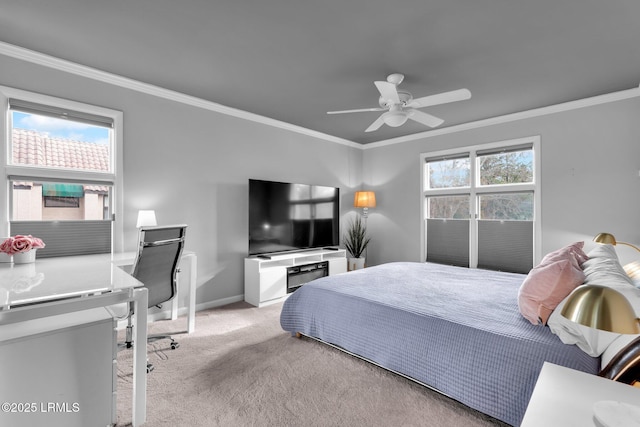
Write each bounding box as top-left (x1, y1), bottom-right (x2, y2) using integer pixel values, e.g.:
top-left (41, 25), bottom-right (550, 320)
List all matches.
top-left (521, 362), bottom-right (640, 426)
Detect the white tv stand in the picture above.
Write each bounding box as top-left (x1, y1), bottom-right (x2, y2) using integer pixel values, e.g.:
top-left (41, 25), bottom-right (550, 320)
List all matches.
top-left (244, 248), bottom-right (347, 307)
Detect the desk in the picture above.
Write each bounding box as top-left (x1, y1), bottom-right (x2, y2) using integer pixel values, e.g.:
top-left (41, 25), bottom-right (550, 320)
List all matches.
top-left (112, 250), bottom-right (197, 333)
top-left (0, 254), bottom-right (148, 427)
top-left (521, 362), bottom-right (640, 426)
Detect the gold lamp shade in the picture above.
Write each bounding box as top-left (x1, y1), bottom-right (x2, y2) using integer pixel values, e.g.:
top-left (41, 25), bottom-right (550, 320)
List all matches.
top-left (593, 232), bottom-right (617, 245)
top-left (593, 233), bottom-right (640, 252)
top-left (561, 285), bottom-right (640, 334)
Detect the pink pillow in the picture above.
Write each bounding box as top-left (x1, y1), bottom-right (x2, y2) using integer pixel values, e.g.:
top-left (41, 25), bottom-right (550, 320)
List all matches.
top-left (518, 259), bottom-right (585, 325)
top-left (541, 241), bottom-right (589, 268)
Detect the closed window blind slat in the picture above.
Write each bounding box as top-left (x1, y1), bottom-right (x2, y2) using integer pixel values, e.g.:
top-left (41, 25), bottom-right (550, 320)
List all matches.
top-left (477, 220), bottom-right (533, 274)
top-left (10, 221), bottom-right (111, 258)
top-left (426, 219), bottom-right (469, 267)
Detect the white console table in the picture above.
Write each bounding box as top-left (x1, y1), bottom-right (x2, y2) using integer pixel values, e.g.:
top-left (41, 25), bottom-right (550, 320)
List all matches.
top-left (244, 249), bottom-right (347, 307)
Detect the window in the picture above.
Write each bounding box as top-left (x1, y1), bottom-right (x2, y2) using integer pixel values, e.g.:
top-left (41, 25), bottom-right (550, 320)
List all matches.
top-left (426, 156), bottom-right (470, 189)
top-left (421, 137), bottom-right (540, 273)
top-left (0, 86), bottom-right (123, 257)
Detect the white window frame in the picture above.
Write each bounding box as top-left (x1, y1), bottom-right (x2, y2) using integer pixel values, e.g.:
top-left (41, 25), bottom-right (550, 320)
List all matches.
top-left (420, 135), bottom-right (542, 268)
top-left (0, 85), bottom-right (124, 253)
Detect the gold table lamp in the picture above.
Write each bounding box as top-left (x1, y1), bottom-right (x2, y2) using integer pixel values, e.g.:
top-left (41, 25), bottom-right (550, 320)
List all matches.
top-left (593, 233), bottom-right (640, 253)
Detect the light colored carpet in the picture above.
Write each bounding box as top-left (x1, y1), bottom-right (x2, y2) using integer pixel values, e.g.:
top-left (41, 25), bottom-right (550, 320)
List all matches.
top-left (116, 301), bottom-right (509, 427)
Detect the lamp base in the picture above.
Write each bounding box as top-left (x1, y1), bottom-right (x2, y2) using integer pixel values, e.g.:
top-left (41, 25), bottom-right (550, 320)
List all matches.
top-left (593, 400), bottom-right (640, 427)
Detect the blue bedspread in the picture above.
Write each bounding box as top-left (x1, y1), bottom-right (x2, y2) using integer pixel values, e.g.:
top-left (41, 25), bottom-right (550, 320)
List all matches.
top-left (280, 262), bottom-right (599, 426)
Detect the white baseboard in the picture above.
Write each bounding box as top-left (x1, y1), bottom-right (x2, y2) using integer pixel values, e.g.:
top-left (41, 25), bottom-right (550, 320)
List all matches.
top-left (195, 294), bottom-right (245, 312)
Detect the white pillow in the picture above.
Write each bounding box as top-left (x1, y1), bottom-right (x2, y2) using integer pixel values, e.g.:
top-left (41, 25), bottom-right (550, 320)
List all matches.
top-left (581, 245), bottom-right (634, 287)
top-left (547, 244), bottom-right (640, 357)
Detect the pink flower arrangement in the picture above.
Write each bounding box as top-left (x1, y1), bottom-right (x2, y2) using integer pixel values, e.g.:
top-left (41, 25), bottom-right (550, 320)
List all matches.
top-left (0, 235), bottom-right (46, 255)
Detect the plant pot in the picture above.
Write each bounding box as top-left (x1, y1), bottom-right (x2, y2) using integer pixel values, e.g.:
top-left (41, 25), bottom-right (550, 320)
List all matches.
top-left (13, 250), bottom-right (36, 264)
top-left (349, 257), bottom-right (366, 271)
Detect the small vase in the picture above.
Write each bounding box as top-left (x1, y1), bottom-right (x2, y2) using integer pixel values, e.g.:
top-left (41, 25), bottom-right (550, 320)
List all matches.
top-left (13, 250), bottom-right (36, 264)
top-left (0, 252), bottom-right (12, 263)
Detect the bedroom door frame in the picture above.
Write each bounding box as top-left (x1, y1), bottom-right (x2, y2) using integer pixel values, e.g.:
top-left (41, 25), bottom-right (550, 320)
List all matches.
top-left (420, 135), bottom-right (542, 270)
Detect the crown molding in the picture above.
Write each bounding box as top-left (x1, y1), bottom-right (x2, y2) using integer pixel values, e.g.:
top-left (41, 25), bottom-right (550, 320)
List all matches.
top-left (2, 42), bottom-right (638, 152)
top-left (0, 42), bottom-right (360, 149)
top-left (363, 86), bottom-right (640, 149)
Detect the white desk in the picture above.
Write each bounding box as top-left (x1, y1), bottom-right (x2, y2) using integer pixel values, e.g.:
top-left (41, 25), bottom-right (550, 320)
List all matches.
top-left (0, 254), bottom-right (149, 427)
top-left (521, 362), bottom-right (640, 426)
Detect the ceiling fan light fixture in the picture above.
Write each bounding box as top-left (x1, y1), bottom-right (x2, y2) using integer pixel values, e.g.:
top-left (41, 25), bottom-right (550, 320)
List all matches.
top-left (327, 73), bottom-right (471, 133)
top-left (382, 110), bottom-right (408, 127)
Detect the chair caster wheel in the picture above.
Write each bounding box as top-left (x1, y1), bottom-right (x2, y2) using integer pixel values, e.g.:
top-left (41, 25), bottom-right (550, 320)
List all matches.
top-left (171, 342), bottom-right (180, 350)
top-left (147, 363), bottom-right (154, 373)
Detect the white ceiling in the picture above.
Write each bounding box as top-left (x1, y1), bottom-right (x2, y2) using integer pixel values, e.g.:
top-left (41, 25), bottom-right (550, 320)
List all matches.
top-left (1, 0), bottom-right (639, 144)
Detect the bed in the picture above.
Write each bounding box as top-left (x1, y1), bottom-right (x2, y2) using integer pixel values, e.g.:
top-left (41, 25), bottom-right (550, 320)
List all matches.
top-left (280, 261), bottom-right (600, 427)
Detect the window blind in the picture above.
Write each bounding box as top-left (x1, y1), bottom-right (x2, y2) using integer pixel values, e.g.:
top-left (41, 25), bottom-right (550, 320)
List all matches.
top-left (11, 220), bottom-right (112, 258)
top-left (426, 219), bottom-right (469, 267)
top-left (9, 175), bottom-right (114, 186)
top-left (9, 99), bottom-right (114, 129)
top-left (424, 152), bottom-right (470, 163)
top-left (476, 143), bottom-right (533, 157)
top-left (477, 220), bottom-right (533, 273)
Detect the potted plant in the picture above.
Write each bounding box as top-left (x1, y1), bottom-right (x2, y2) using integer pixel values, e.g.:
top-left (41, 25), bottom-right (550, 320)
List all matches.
top-left (343, 216), bottom-right (371, 270)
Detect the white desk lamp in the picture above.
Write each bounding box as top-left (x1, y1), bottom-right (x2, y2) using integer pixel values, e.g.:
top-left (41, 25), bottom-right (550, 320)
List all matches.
top-left (136, 210), bottom-right (157, 228)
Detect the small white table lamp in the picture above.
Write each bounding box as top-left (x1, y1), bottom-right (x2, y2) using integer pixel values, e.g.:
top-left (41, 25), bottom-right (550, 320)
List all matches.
top-left (136, 210), bottom-right (157, 228)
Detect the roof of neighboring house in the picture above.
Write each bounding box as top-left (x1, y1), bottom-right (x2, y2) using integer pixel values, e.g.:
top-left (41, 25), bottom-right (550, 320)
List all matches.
top-left (12, 128), bottom-right (109, 172)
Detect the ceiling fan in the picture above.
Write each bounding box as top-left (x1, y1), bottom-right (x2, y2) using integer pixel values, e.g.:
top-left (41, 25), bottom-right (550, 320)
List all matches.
top-left (327, 73), bottom-right (471, 132)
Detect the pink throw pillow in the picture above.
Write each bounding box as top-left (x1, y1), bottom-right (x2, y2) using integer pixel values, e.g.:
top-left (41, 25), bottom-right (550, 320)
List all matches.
top-left (541, 241), bottom-right (589, 268)
top-left (518, 259), bottom-right (585, 325)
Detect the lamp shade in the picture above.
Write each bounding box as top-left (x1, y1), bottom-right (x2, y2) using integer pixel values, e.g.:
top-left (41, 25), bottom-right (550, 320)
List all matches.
top-left (593, 232), bottom-right (640, 252)
top-left (354, 191), bottom-right (376, 208)
top-left (136, 210), bottom-right (157, 228)
top-left (593, 233), bottom-right (618, 245)
top-left (561, 285), bottom-right (640, 334)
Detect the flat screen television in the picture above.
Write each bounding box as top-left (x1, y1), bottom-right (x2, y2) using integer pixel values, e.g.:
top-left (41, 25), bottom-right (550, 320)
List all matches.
top-left (248, 179), bottom-right (340, 256)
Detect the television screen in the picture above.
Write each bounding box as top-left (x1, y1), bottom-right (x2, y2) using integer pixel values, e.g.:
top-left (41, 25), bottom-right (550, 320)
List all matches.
top-left (249, 179), bottom-right (340, 256)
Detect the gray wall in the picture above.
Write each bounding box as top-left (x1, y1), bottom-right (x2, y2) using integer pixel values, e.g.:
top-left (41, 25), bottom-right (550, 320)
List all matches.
top-left (4, 49), bottom-right (639, 310)
top-left (0, 53), bottom-right (364, 308)
top-left (363, 96), bottom-right (640, 267)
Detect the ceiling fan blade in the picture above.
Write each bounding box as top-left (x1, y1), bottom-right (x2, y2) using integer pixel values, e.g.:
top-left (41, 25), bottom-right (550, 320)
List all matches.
top-left (408, 109), bottom-right (445, 128)
top-left (365, 115), bottom-right (386, 132)
top-left (407, 88), bottom-right (471, 109)
top-left (374, 81), bottom-right (400, 104)
top-left (327, 107), bottom-right (386, 115)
